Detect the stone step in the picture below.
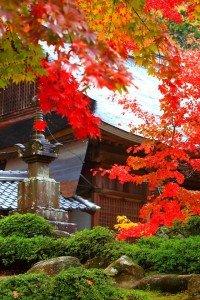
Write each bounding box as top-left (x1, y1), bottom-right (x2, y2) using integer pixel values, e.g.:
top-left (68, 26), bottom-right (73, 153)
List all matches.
top-left (14, 207), bottom-right (77, 234)
top-left (49, 221), bottom-right (77, 233)
top-left (36, 207), bottom-right (69, 223)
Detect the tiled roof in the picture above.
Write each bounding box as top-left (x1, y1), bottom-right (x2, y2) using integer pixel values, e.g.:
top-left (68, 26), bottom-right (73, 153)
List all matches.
top-left (0, 171), bottom-right (100, 211)
top-left (0, 181), bottom-right (18, 210)
top-left (0, 170), bottom-right (28, 181)
top-left (60, 194), bottom-right (100, 211)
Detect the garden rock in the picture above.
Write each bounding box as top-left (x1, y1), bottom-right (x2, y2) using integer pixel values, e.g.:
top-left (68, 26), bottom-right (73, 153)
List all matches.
top-left (27, 256), bottom-right (81, 276)
top-left (84, 256), bottom-right (109, 269)
top-left (51, 230), bottom-right (71, 238)
top-left (133, 274), bottom-right (194, 293)
top-left (188, 275), bottom-right (200, 300)
top-left (105, 255), bottom-right (145, 289)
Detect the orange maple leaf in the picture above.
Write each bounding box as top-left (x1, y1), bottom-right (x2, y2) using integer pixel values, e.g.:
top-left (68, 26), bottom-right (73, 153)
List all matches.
top-left (13, 291), bottom-right (19, 297)
top-left (24, 24), bottom-right (30, 33)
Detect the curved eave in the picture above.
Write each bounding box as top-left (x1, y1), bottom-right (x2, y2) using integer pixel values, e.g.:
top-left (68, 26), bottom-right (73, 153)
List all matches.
top-left (100, 121), bottom-right (143, 145)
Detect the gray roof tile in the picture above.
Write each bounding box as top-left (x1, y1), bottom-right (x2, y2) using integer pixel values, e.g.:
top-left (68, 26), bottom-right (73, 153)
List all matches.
top-left (60, 194), bottom-right (100, 211)
top-left (0, 170), bottom-right (28, 181)
top-left (0, 181), bottom-right (18, 209)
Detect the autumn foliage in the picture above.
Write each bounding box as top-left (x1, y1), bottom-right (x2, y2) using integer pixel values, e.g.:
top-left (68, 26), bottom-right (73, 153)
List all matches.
top-left (38, 60), bottom-right (101, 139)
top-left (0, 0), bottom-right (199, 237)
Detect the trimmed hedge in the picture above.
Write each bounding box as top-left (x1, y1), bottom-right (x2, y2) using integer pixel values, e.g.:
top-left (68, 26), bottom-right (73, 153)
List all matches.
top-left (0, 268), bottom-right (148, 300)
top-left (0, 213), bottom-right (54, 237)
top-left (0, 226), bottom-right (117, 269)
top-left (0, 224), bottom-right (199, 274)
top-left (100, 236), bottom-right (200, 274)
top-left (135, 236), bottom-right (200, 274)
top-left (0, 235), bottom-right (69, 268)
top-left (51, 267), bottom-right (135, 300)
top-left (64, 226), bottom-right (116, 262)
top-left (0, 273), bottom-right (50, 300)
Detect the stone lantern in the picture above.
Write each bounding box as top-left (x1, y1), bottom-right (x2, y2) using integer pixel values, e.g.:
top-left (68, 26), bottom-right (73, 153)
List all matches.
top-left (15, 102), bottom-right (62, 213)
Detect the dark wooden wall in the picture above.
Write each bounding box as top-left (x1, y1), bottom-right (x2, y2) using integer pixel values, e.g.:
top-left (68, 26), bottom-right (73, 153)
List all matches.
top-left (80, 138), bottom-right (148, 229)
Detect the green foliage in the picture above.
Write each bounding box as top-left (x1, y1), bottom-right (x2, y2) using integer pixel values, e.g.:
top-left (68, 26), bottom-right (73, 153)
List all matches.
top-left (156, 215), bottom-right (200, 238)
top-left (0, 213), bottom-right (54, 238)
top-left (63, 226), bottom-right (200, 274)
top-left (96, 235), bottom-right (200, 274)
top-left (0, 226), bottom-right (117, 268)
top-left (186, 215), bottom-right (200, 236)
top-left (52, 266), bottom-right (133, 300)
top-left (0, 225), bottom-right (199, 274)
top-left (133, 236), bottom-right (200, 274)
top-left (168, 18), bottom-right (200, 50)
top-left (64, 226), bottom-right (116, 262)
top-left (0, 32), bottom-right (46, 88)
top-left (0, 235), bottom-right (70, 267)
top-left (0, 268), bottom-right (148, 300)
top-left (101, 240), bottom-right (138, 262)
top-left (0, 273), bottom-right (51, 300)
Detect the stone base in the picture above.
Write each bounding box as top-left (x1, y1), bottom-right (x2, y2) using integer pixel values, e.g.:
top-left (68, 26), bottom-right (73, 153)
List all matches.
top-left (38, 207), bottom-right (77, 234)
top-left (17, 207), bottom-right (77, 234)
top-left (49, 221), bottom-right (77, 233)
top-left (18, 177), bottom-right (60, 210)
top-left (36, 207), bottom-right (69, 223)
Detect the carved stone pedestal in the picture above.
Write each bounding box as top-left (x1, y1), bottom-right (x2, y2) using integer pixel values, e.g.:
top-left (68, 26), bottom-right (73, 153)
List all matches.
top-left (18, 177), bottom-right (60, 212)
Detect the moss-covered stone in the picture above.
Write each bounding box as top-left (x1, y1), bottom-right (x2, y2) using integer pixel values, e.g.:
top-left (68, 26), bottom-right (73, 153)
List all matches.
top-left (105, 255), bottom-right (145, 289)
top-left (27, 256), bottom-right (81, 276)
top-left (134, 274), bottom-right (195, 293)
top-left (188, 274), bottom-right (200, 300)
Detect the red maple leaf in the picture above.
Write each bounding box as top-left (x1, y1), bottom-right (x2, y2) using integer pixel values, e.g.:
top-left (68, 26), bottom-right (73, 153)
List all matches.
top-left (34, 120), bottom-right (47, 132)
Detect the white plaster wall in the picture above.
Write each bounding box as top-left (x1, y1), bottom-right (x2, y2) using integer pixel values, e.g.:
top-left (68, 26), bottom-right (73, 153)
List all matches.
top-left (71, 210), bottom-right (92, 231)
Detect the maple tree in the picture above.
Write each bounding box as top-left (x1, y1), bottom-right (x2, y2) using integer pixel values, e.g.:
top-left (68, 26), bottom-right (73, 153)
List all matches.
top-left (0, 0), bottom-right (199, 237)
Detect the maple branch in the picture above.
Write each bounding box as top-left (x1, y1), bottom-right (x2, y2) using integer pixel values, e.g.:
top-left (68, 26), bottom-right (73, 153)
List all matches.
top-left (171, 118), bottom-right (176, 143)
top-left (131, 7), bottom-right (151, 32)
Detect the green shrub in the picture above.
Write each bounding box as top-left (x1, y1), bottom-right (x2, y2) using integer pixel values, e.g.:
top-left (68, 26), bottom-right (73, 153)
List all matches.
top-left (0, 226), bottom-right (116, 268)
top-left (0, 273), bottom-right (51, 300)
top-left (102, 236), bottom-right (200, 274)
top-left (136, 237), bottom-right (166, 248)
top-left (125, 236), bottom-right (200, 274)
top-left (148, 236), bottom-right (200, 274)
top-left (0, 225), bottom-right (199, 275)
top-left (156, 215), bottom-right (200, 238)
top-left (101, 240), bottom-right (138, 262)
top-left (0, 268), bottom-right (149, 300)
top-left (0, 236), bottom-right (70, 268)
top-left (52, 266), bottom-right (129, 299)
top-left (0, 213), bottom-right (54, 237)
top-left (0, 226), bottom-right (116, 267)
top-left (64, 226), bottom-right (116, 262)
top-left (186, 215), bottom-right (200, 236)
top-left (53, 266), bottom-right (149, 300)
